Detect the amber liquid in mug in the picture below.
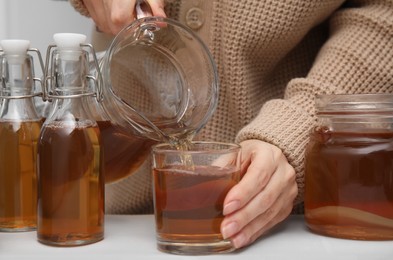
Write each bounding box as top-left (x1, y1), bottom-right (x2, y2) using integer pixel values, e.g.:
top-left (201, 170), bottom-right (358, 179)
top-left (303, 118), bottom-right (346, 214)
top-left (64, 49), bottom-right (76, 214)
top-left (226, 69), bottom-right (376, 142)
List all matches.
top-left (153, 165), bottom-right (240, 242)
top-left (37, 123), bottom-right (104, 246)
top-left (305, 129), bottom-right (393, 240)
top-left (97, 120), bottom-right (156, 183)
top-left (0, 120), bottom-right (42, 231)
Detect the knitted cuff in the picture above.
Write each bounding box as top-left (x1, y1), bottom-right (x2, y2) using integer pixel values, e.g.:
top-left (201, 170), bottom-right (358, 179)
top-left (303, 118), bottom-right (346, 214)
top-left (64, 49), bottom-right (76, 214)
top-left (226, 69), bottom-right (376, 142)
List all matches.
top-left (69, 0), bottom-right (90, 17)
top-left (235, 98), bottom-right (316, 206)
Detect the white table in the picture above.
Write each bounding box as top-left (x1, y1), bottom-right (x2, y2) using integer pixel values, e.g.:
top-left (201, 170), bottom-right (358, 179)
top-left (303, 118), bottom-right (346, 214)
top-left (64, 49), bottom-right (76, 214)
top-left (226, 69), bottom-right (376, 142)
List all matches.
top-left (0, 215), bottom-right (392, 259)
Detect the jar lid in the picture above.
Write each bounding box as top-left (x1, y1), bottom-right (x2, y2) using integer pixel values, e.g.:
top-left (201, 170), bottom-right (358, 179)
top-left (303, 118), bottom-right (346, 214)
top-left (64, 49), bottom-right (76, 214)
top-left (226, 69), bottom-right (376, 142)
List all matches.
top-left (316, 94), bottom-right (393, 114)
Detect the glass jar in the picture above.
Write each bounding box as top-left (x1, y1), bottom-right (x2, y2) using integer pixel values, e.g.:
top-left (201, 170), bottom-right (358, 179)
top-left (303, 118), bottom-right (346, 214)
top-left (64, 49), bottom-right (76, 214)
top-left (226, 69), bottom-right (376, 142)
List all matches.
top-left (305, 94), bottom-right (393, 240)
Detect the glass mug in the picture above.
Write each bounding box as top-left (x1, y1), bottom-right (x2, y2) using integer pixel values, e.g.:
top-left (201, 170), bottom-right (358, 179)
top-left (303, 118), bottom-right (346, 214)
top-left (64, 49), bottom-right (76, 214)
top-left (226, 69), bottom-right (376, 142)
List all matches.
top-left (305, 93), bottom-right (393, 240)
top-left (152, 142), bottom-right (242, 255)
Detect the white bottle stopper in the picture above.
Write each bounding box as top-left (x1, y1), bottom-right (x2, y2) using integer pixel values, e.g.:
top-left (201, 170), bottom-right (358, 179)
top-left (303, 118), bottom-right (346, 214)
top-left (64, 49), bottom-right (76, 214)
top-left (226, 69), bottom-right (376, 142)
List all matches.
top-left (53, 33), bottom-right (87, 60)
top-left (0, 39), bottom-right (30, 55)
top-left (53, 33), bottom-right (86, 49)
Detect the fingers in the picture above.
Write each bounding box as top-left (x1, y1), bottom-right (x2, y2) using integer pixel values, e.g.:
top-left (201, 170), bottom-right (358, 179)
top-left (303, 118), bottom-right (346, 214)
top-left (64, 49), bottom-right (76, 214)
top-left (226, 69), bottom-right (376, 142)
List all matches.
top-left (221, 159), bottom-right (295, 242)
top-left (231, 194), bottom-right (294, 248)
top-left (82, 0), bottom-right (133, 35)
top-left (83, 0), bottom-right (166, 35)
top-left (107, 0), bottom-right (136, 34)
top-left (223, 142), bottom-right (279, 216)
top-left (220, 140), bottom-right (298, 249)
top-left (226, 174), bottom-right (297, 248)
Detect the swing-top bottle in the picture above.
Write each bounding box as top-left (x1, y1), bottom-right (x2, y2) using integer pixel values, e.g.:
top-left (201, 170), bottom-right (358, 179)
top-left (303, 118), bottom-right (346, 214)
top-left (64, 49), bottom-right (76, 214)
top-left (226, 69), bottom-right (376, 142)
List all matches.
top-left (37, 33), bottom-right (104, 246)
top-left (0, 40), bottom-right (44, 231)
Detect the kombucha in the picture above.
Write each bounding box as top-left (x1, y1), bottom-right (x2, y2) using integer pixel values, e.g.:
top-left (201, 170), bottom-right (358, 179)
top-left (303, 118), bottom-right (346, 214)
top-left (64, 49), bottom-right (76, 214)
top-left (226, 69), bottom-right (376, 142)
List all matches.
top-left (97, 120), bottom-right (156, 183)
top-left (0, 120), bottom-right (42, 231)
top-left (37, 122), bottom-right (104, 246)
top-left (305, 129), bottom-right (393, 240)
top-left (153, 165), bottom-right (240, 242)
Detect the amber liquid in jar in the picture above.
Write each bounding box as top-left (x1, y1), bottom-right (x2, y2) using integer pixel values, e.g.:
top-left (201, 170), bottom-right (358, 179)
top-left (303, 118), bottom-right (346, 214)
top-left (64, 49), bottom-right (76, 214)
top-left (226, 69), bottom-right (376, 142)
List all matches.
top-left (37, 122), bottom-right (104, 246)
top-left (305, 128), bottom-right (393, 240)
top-left (0, 120), bottom-right (42, 231)
top-left (96, 120), bottom-right (156, 183)
top-left (153, 165), bottom-right (240, 242)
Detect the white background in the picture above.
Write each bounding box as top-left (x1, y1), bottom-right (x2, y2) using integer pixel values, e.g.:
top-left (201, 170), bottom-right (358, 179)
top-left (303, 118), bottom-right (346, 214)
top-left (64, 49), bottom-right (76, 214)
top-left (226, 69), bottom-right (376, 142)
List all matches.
top-left (0, 0), bottom-right (93, 74)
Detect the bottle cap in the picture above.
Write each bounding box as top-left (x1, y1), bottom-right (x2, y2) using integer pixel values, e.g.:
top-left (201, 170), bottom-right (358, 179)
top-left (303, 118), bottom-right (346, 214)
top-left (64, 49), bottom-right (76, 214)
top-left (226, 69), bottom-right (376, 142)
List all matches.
top-left (0, 39), bottom-right (30, 55)
top-left (53, 33), bottom-right (86, 49)
top-left (53, 33), bottom-right (87, 60)
top-left (0, 40), bottom-right (33, 96)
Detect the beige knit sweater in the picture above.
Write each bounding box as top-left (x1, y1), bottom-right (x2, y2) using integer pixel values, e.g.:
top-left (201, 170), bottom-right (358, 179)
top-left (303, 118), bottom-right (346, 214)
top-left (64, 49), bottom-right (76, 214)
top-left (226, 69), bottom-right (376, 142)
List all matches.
top-left (70, 0), bottom-right (393, 214)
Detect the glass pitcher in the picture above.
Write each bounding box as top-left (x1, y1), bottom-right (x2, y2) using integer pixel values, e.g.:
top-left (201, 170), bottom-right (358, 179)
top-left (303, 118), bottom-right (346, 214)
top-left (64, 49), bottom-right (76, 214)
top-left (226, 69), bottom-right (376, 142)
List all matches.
top-left (46, 9), bottom-right (219, 183)
top-left (98, 17), bottom-right (219, 143)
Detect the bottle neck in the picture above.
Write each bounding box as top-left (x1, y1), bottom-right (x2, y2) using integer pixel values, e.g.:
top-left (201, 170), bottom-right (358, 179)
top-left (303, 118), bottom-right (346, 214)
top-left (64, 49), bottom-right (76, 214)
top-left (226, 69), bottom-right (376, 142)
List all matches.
top-left (0, 54), bottom-right (35, 97)
top-left (0, 53), bottom-right (40, 121)
top-left (44, 48), bottom-right (98, 126)
top-left (49, 49), bottom-right (92, 98)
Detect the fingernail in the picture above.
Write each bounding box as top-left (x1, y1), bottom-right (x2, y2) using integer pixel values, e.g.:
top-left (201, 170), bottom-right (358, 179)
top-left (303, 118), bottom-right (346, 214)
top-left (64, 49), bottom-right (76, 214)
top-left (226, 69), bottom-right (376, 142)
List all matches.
top-left (223, 200), bottom-right (240, 215)
top-left (232, 233), bottom-right (247, 249)
top-left (221, 221), bottom-right (239, 239)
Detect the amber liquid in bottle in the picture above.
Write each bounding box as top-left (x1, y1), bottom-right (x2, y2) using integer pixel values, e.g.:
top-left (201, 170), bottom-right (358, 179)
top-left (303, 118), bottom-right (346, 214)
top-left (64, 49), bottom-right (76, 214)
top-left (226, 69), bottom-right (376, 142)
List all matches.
top-left (97, 120), bottom-right (156, 183)
top-left (153, 165), bottom-right (240, 242)
top-left (305, 129), bottom-right (393, 240)
top-left (37, 121), bottom-right (104, 246)
top-left (0, 120), bottom-right (42, 231)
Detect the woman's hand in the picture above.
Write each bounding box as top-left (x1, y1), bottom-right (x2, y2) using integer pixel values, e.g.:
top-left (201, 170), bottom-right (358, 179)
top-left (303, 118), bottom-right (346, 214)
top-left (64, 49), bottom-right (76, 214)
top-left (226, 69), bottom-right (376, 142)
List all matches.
top-left (221, 139), bottom-right (298, 248)
top-left (82, 0), bottom-right (166, 35)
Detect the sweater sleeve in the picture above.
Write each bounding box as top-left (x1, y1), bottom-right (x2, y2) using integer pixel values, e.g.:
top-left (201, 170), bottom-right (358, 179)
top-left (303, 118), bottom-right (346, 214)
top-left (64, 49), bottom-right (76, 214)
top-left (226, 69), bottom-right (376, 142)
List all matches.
top-left (236, 0), bottom-right (393, 205)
